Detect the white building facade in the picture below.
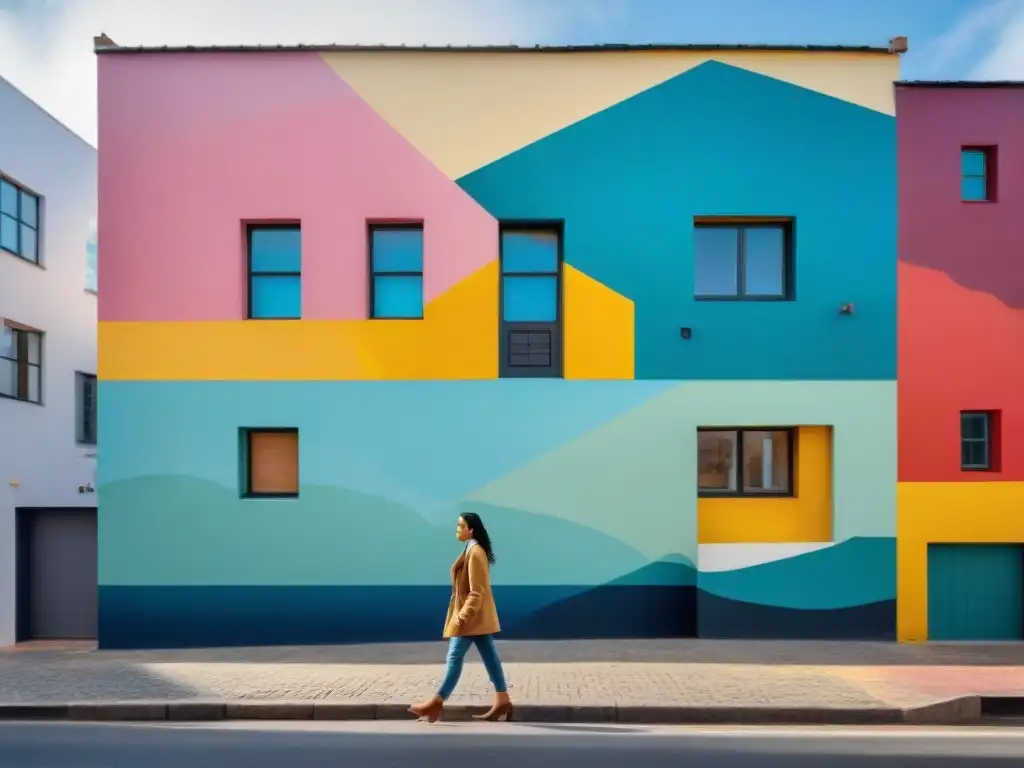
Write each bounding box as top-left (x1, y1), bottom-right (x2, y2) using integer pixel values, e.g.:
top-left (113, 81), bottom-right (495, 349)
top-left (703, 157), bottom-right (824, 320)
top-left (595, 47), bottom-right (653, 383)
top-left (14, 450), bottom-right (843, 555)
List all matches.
top-left (0, 76), bottom-right (97, 646)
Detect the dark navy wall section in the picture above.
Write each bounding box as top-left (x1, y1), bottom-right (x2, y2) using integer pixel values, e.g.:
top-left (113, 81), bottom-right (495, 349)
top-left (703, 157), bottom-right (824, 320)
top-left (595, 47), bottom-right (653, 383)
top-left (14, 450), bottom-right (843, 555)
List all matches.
top-left (457, 61), bottom-right (897, 380)
top-left (98, 585), bottom-right (696, 649)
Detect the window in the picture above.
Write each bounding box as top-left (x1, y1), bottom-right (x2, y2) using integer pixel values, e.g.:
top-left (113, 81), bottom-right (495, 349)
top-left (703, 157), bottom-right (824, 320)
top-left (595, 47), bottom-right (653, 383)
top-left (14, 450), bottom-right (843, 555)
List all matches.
top-left (76, 372), bottom-right (97, 444)
top-left (0, 324), bottom-right (42, 404)
top-left (247, 225), bottom-right (301, 319)
top-left (0, 176), bottom-right (40, 264)
top-left (697, 428), bottom-right (794, 496)
top-left (961, 147), bottom-right (995, 202)
top-left (694, 221), bottom-right (791, 299)
top-left (242, 428), bottom-right (299, 498)
top-left (500, 224), bottom-right (563, 378)
top-left (370, 225), bottom-right (424, 319)
top-left (961, 411), bottom-right (994, 470)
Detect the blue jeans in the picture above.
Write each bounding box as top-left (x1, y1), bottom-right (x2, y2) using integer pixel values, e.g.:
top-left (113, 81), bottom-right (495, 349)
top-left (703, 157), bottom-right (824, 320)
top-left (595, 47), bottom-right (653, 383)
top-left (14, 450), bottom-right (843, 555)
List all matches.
top-left (437, 634), bottom-right (507, 700)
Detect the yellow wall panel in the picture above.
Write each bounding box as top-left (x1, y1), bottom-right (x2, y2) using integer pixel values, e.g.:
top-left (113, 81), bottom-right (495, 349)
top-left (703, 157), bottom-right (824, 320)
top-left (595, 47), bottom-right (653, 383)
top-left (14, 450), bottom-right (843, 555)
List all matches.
top-left (698, 426), bottom-right (833, 544)
top-left (563, 264), bottom-right (634, 380)
top-left (99, 262), bottom-right (499, 381)
top-left (322, 50), bottom-right (898, 179)
top-left (897, 481), bottom-right (1024, 642)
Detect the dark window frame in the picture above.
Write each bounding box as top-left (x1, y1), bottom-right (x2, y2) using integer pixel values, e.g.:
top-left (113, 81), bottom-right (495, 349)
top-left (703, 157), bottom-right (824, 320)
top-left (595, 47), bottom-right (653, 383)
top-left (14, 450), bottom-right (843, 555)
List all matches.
top-left (960, 146), bottom-right (996, 203)
top-left (0, 174), bottom-right (41, 266)
top-left (499, 220), bottom-right (564, 379)
top-left (0, 324), bottom-right (43, 405)
top-left (697, 426), bottom-right (796, 498)
top-left (960, 411), bottom-right (993, 471)
top-left (693, 220), bottom-right (794, 301)
top-left (368, 222), bottom-right (425, 320)
top-left (246, 223), bottom-right (302, 320)
top-left (76, 371), bottom-right (97, 445)
top-left (241, 427), bottom-right (300, 499)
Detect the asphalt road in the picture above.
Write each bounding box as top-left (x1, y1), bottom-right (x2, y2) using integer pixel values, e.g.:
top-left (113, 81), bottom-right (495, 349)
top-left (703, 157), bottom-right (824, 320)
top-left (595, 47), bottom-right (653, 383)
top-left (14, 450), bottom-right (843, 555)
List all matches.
top-left (2, 721), bottom-right (1023, 768)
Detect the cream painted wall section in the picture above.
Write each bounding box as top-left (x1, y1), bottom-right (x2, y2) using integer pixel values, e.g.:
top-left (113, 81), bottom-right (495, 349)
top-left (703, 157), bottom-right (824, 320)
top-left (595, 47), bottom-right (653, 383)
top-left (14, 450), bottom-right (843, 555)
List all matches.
top-left (322, 50), bottom-right (899, 179)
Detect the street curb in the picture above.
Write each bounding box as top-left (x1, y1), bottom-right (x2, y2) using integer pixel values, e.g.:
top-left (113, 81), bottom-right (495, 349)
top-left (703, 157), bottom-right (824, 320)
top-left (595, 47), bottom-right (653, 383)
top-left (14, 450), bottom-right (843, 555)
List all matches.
top-left (0, 696), bottom-right (992, 725)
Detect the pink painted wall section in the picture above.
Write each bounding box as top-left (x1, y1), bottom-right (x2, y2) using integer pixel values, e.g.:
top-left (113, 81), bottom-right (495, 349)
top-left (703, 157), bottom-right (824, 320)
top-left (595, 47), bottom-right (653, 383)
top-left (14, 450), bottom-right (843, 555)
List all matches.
top-left (97, 52), bottom-right (496, 322)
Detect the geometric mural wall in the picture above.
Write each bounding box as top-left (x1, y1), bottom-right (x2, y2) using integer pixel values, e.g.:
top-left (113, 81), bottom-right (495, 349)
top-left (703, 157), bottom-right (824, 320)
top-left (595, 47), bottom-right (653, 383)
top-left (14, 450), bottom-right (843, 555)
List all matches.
top-left (97, 46), bottom-right (901, 647)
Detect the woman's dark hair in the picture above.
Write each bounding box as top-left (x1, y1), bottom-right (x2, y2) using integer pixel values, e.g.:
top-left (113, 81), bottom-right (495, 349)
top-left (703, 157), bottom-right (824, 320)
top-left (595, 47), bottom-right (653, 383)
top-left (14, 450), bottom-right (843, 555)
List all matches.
top-left (461, 512), bottom-right (496, 565)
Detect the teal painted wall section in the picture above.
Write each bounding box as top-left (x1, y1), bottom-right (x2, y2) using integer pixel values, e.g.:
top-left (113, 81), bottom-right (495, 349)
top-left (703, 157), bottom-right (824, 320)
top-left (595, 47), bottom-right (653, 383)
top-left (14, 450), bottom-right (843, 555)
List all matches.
top-left (700, 538), bottom-right (896, 610)
top-left (928, 544), bottom-right (1024, 641)
top-left (456, 61), bottom-right (897, 381)
top-left (98, 379), bottom-right (896, 587)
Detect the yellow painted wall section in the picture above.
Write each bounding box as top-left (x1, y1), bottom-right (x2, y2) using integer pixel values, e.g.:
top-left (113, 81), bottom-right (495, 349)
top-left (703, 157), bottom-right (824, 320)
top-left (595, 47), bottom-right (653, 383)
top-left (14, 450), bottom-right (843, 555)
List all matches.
top-left (897, 481), bottom-right (1024, 642)
top-left (698, 426), bottom-right (833, 544)
top-left (322, 50), bottom-right (899, 179)
top-left (563, 264), bottom-right (634, 379)
top-left (99, 262), bottom-right (499, 381)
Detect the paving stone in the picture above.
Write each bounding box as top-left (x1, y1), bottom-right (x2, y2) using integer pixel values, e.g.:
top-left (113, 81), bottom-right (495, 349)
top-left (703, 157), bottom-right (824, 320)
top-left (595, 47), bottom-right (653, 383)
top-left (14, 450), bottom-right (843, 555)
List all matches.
top-left (0, 640), bottom-right (1020, 716)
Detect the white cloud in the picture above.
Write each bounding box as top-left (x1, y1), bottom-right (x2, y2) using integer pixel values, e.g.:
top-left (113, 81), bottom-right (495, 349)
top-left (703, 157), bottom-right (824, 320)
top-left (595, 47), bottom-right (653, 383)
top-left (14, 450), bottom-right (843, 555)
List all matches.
top-left (971, 3), bottom-right (1024, 79)
top-left (921, 0), bottom-right (1024, 79)
top-left (0, 0), bottom-right (624, 146)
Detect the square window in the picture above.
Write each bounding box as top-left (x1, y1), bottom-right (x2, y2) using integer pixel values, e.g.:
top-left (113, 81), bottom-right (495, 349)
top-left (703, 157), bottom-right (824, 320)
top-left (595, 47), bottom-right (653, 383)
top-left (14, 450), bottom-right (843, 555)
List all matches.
top-left (698, 427), bottom-right (794, 496)
top-left (248, 225), bottom-right (301, 319)
top-left (370, 225), bottom-right (424, 319)
top-left (694, 222), bottom-right (791, 300)
top-left (243, 428), bottom-right (299, 497)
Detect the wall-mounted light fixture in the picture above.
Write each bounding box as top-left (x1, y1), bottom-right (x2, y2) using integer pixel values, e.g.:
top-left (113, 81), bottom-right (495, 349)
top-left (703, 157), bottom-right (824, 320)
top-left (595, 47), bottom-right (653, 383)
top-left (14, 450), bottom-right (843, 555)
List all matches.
top-left (839, 303), bottom-right (855, 315)
top-left (680, 327), bottom-right (692, 340)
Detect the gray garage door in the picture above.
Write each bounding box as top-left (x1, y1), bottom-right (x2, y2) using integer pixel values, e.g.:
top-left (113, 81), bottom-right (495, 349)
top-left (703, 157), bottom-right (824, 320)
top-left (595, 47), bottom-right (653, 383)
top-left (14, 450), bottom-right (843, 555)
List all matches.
top-left (27, 508), bottom-right (98, 639)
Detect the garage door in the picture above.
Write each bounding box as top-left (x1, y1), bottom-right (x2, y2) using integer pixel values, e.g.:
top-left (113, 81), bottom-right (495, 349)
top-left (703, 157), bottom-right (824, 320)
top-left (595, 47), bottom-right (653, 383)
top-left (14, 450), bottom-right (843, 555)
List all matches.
top-left (928, 544), bottom-right (1024, 641)
top-left (25, 508), bottom-right (98, 639)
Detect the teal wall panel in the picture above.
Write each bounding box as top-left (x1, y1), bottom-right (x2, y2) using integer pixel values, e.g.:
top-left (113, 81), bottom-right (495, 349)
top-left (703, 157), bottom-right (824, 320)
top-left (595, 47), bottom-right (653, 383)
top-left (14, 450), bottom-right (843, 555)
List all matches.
top-left (98, 379), bottom-right (896, 586)
top-left (457, 61), bottom-right (896, 381)
top-left (928, 544), bottom-right (1024, 641)
top-left (700, 537), bottom-right (896, 610)
top-left (98, 378), bottom-right (897, 646)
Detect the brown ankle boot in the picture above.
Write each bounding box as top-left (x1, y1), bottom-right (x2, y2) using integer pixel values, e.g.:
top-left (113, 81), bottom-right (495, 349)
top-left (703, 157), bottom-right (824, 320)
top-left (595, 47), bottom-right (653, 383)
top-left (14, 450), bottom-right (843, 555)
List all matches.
top-left (472, 700), bottom-right (513, 722)
top-left (408, 696), bottom-right (444, 723)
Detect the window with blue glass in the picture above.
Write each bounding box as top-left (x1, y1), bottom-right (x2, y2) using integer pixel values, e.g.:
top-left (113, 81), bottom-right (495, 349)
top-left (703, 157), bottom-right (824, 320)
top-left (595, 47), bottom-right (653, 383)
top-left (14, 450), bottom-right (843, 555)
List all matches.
top-left (0, 176), bottom-right (40, 264)
top-left (500, 225), bottom-right (562, 377)
top-left (694, 221), bottom-right (791, 300)
top-left (961, 147), bottom-right (994, 202)
top-left (248, 225), bottom-right (301, 319)
top-left (370, 225), bottom-right (424, 319)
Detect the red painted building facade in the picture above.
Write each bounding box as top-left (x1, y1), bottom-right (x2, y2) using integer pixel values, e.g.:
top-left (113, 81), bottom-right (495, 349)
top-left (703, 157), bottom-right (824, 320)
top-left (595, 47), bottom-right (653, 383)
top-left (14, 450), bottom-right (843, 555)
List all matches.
top-left (896, 82), bottom-right (1024, 642)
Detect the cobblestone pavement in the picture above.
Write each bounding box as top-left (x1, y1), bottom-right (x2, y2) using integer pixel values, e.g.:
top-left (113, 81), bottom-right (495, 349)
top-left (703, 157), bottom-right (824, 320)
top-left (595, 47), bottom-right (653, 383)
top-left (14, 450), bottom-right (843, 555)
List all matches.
top-left (0, 640), bottom-right (1022, 708)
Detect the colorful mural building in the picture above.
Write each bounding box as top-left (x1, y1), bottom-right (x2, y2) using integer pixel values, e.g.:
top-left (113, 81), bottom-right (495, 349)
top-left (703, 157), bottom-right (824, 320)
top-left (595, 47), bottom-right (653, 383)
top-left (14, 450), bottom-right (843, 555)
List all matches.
top-left (95, 37), bottom-right (908, 649)
top-left (896, 81), bottom-right (1024, 642)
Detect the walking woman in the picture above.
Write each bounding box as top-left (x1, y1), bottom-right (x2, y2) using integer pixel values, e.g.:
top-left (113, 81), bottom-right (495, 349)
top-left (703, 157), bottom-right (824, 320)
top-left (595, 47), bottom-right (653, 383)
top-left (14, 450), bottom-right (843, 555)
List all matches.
top-left (408, 512), bottom-right (512, 723)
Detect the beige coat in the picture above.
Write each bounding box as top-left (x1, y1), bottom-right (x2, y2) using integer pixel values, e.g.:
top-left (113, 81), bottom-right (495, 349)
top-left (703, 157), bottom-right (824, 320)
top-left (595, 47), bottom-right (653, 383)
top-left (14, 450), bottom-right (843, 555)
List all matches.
top-left (443, 544), bottom-right (501, 638)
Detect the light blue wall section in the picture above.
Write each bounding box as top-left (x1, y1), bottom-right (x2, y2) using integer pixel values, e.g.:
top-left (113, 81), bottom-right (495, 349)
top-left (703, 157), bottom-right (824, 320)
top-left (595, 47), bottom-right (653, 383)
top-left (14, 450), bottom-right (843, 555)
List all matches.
top-left (99, 379), bottom-right (895, 587)
top-left (457, 61), bottom-right (897, 381)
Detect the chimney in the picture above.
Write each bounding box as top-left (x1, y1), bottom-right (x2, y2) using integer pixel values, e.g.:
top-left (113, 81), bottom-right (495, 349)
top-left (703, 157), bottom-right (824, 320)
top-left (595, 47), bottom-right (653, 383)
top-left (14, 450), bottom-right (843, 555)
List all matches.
top-left (888, 36), bottom-right (908, 54)
top-left (94, 33), bottom-right (117, 50)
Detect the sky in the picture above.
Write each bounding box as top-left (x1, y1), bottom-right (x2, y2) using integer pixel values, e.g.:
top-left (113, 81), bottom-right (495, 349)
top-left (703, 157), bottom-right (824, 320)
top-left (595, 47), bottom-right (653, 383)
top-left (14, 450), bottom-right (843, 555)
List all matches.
top-left (0, 0), bottom-right (1022, 146)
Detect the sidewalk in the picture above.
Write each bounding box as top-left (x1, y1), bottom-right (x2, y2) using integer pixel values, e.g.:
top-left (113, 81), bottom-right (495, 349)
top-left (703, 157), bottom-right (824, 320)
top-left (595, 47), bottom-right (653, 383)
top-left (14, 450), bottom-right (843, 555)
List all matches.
top-left (1, 639), bottom-right (1022, 724)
